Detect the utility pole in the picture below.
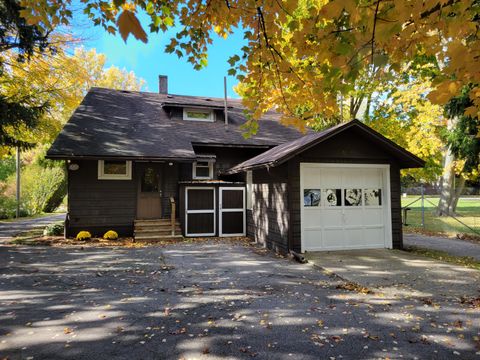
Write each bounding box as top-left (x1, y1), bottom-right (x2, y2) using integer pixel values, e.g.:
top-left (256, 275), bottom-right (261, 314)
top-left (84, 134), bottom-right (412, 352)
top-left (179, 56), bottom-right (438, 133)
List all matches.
top-left (16, 146), bottom-right (20, 218)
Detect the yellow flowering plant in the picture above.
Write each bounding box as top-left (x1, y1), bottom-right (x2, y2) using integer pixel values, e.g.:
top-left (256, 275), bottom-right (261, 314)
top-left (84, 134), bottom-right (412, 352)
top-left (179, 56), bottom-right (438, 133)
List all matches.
top-left (76, 231), bottom-right (91, 241)
top-left (103, 230), bottom-right (118, 240)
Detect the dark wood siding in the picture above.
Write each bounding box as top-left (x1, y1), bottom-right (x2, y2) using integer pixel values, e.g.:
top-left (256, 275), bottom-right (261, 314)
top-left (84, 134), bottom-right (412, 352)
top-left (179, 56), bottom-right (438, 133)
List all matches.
top-left (67, 160), bottom-right (137, 237)
top-left (390, 163), bottom-right (402, 248)
top-left (67, 160), bottom-right (180, 237)
top-left (248, 164), bottom-right (290, 254)
top-left (161, 162), bottom-right (180, 219)
top-left (193, 146), bottom-right (267, 182)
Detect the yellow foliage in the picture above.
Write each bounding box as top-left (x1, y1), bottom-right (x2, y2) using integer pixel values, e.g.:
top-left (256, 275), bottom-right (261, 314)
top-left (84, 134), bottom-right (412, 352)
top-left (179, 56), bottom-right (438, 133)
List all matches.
top-left (76, 231), bottom-right (92, 241)
top-left (1, 38), bottom-right (144, 153)
top-left (17, 0), bottom-right (480, 125)
top-left (103, 230), bottom-right (119, 240)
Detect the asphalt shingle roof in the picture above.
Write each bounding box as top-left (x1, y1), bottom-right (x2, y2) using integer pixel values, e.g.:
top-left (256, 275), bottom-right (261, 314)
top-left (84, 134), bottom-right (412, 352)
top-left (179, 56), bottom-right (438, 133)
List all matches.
top-left (46, 87), bottom-right (304, 160)
top-left (224, 120), bottom-right (425, 173)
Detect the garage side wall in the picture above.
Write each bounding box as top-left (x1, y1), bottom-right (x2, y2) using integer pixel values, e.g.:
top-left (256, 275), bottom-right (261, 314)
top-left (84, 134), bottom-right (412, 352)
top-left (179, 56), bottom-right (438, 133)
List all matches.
top-left (390, 163), bottom-right (403, 248)
top-left (288, 128), bottom-right (404, 252)
top-left (247, 165), bottom-right (289, 254)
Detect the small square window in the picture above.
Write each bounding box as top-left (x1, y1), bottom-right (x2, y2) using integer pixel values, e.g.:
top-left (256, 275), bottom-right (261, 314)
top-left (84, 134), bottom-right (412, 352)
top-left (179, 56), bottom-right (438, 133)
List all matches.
top-left (98, 160), bottom-right (132, 180)
top-left (304, 189), bottom-right (321, 207)
top-left (364, 189), bottom-right (382, 206)
top-left (183, 108), bottom-right (214, 122)
top-left (193, 161), bottom-right (213, 179)
top-left (344, 189), bottom-right (362, 206)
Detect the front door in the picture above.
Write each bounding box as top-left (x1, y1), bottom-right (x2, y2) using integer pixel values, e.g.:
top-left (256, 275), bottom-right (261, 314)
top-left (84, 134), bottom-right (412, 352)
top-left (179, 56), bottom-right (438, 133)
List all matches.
top-left (137, 164), bottom-right (162, 219)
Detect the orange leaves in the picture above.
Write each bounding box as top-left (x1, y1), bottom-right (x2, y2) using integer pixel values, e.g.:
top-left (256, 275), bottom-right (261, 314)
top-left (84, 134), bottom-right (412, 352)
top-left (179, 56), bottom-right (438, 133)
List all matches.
top-left (117, 10), bottom-right (148, 43)
top-left (428, 80), bottom-right (463, 105)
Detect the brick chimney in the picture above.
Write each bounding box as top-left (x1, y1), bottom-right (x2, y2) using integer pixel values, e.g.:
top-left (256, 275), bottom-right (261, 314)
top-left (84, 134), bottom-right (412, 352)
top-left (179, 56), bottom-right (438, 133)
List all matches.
top-left (159, 75), bottom-right (168, 94)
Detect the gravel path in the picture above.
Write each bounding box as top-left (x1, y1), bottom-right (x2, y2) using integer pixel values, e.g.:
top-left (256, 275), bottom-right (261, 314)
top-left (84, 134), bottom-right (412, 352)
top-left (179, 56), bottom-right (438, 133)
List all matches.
top-left (404, 233), bottom-right (480, 261)
top-left (0, 214), bottom-right (66, 242)
top-left (0, 241), bottom-right (479, 359)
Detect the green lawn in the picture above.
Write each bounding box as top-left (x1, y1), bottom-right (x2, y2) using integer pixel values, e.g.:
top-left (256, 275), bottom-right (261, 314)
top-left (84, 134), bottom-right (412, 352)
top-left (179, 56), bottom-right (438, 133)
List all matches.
top-left (401, 195), bottom-right (480, 236)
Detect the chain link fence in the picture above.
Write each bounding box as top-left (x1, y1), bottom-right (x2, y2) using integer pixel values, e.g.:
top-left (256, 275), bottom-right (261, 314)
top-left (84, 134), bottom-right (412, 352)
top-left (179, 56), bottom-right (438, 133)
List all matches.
top-left (401, 187), bottom-right (480, 237)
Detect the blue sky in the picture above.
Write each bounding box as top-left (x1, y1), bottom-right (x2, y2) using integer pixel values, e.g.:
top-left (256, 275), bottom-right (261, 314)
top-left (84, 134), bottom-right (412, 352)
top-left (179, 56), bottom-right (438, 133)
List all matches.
top-left (72, 13), bottom-right (245, 98)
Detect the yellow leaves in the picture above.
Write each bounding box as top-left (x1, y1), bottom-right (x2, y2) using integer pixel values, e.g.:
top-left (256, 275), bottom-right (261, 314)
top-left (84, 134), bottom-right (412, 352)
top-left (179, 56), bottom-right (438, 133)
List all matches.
top-left (117, 10), bottom-right (148, 43)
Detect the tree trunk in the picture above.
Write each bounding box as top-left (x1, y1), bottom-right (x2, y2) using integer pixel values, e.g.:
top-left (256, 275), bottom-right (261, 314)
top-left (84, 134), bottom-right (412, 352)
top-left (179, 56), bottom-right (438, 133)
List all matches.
top-left (437, 116), bottom-right (462, 216)
top-left (449, 176), bottom-right (465, 213)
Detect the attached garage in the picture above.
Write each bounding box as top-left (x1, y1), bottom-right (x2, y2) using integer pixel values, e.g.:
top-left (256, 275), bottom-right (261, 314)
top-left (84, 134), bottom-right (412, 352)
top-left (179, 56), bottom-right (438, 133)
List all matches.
top-left (224, 120), bottom-right (425, 254)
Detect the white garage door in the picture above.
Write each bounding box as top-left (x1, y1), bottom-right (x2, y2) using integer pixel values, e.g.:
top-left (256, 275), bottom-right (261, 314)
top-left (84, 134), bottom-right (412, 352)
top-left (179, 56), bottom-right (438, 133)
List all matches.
top-left (300, 163), bottom-right (392, 252)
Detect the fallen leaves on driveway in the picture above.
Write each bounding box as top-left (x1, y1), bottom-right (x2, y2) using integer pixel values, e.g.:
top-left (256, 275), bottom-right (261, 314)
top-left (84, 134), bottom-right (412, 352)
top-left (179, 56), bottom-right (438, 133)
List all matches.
top-left (336, 281), bottom-right (373, 294)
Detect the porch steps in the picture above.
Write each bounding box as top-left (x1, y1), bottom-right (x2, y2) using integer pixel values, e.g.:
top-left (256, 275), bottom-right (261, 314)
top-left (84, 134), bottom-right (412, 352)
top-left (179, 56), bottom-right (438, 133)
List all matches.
top-left (134, 218), bottom-right (183, 242)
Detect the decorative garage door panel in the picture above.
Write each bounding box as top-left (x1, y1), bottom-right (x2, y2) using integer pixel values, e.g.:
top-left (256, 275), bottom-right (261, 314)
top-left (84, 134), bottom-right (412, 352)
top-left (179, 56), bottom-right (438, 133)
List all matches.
top-left (301, 164), bottom-right (391, 251)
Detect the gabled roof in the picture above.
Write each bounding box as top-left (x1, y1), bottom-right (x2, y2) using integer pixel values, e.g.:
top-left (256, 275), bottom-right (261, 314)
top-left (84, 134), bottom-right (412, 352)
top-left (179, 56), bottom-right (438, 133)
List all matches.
top-left (224, 120), bottom-right (425, 174)
top-left (46, 87), bottom-right (304, 160)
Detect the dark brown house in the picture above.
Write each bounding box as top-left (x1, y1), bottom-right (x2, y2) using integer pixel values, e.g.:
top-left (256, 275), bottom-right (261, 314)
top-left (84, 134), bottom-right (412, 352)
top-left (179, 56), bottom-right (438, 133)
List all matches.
top-left (47, 77), bottom-right (424, 253)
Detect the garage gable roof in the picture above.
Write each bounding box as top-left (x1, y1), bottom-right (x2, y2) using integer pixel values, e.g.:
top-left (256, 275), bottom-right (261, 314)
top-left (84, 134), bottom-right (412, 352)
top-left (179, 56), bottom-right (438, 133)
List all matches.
top-left (224, 120), bottom-right (425, 174)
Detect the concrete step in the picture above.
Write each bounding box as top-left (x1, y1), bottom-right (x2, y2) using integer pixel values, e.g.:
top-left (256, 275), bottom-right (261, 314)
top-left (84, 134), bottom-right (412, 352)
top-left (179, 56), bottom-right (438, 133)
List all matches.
top-left (134, 234), bottom-right (184, 242)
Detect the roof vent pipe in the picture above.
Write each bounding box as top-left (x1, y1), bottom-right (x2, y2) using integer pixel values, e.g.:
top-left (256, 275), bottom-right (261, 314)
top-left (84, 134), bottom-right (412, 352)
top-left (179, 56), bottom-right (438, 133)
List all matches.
top-left (159, 75), bottom-right (168, 94)
top-left (224, 76), bottom-right (228, 129)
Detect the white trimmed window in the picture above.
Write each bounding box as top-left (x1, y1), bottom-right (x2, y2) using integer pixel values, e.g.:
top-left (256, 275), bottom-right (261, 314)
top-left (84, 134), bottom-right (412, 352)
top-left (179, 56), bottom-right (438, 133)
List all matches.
top-left (98, 160), bottom-right (132, 180)
top-left (192, 161), bottom-right (213, 179)
top-left (183, 108), bottom-right (214, 122)
top-left (246, 170), bottom-right (253, 210)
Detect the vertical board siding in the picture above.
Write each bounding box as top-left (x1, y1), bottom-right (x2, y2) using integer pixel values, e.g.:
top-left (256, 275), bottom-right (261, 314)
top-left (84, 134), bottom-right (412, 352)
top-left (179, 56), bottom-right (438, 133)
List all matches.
top-left (67, 160), bottom-right (181, 237)
top-left (67, 160), bottom-right (137, 237)
top-left (390, 163), bottom-right (403, 248)
top-left (248, 165), bottom-right (289, 254)
top-left (161, 162), bottom-right (180, 218)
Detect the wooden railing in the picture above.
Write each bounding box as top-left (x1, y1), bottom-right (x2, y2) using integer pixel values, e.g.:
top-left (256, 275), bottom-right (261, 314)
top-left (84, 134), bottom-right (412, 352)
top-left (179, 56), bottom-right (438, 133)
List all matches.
top-left (170, 197), bottom-right (176, 236)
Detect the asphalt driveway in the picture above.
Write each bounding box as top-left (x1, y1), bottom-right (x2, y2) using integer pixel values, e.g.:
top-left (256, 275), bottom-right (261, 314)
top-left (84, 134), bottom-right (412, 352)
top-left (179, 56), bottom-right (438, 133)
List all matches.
top-left (404, 233), bottom-right (480, 261)
top-left (306, 249), bottom-right (480, 299)
top-left (1, 242), bottom-right (479, 359)
top-left (0, 214), bottom-right (66, 243)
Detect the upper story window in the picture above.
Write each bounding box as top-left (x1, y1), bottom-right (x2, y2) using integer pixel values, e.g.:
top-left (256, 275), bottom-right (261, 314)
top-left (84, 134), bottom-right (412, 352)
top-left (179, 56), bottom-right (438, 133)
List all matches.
top-left (183, 108), bottom-right (214, 122)
top-left (193, 161), bottom-right (214, 179)
top-left (98, 160), bottom-right (132, 180)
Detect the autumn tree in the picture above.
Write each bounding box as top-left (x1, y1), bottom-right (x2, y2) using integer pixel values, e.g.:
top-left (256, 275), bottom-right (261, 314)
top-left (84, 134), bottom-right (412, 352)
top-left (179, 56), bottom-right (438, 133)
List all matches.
top-left (1, 44), bottom-right (145, 155)
top-left (0, 0), bottom-right (55, 148)
top-left (19, 0), bottom-right (480, 129)
top-left (437, 86), bottom-right (480, 215)
top-left (0, 42), bottom-right (144, 215)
